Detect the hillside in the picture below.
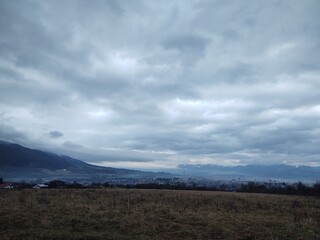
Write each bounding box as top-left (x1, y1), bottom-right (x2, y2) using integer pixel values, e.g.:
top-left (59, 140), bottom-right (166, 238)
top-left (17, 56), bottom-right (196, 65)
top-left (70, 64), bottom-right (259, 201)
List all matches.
top-left (0, 141), bottom-right (150, 181)
top-left (0, 140), bottom-right (89, 169)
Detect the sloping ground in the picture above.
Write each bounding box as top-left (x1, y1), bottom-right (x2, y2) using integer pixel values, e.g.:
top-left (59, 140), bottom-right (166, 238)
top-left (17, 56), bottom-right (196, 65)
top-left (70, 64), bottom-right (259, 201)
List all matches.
top-left (0, 141), bottom-right (145, 180)
top-left (0, 141), bottom-right (81, 169)
top-left (0, 189), bottom-right (319, 240)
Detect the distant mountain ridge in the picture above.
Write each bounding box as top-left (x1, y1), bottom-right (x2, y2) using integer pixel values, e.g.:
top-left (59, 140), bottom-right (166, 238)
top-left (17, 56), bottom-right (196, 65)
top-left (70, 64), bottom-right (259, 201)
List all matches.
top-left (1, 141), bottom-right (319, 182)
top-left (0, 141), bottom-right (151, 181)
top-left (178, 164), bottom-right (320, 181)
top-left (0, 141), bottom-right (89, 169)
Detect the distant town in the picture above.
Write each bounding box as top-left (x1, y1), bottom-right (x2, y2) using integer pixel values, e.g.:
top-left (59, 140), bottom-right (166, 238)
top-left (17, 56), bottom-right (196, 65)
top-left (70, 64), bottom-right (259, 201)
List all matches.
top-left (1, 176), bottom-right (319, 196)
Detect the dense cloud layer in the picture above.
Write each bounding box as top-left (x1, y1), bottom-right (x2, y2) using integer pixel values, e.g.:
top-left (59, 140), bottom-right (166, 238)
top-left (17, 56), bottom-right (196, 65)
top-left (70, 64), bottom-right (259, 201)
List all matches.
top-left (1, 0), bottom-right (320, 169)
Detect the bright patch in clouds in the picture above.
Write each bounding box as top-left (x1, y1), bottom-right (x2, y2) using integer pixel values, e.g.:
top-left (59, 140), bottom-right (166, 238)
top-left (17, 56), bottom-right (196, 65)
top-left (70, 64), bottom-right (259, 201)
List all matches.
top-left (163, 98), bottom-right (252, 121)
top-left (267, 42), bottom-right (296, 57)
top-left (110, 52), bottom-right (143, 73)
top-left (88, 110), bottom-right (114, 119)
top-left (95, 161), bottom-right (178, 170)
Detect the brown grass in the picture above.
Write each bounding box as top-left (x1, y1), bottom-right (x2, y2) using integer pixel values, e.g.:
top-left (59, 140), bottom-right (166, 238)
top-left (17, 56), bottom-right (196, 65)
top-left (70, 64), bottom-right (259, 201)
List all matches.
top-left (0, 189), bottom-right (319, 239)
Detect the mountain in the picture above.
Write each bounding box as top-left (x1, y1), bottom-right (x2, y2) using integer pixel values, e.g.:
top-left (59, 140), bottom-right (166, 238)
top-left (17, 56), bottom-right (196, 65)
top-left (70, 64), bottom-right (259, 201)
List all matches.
top-left (2, 140), bottom-right (318, 183)
top-left (0, 141), bottom-right (156, 182)
top-left (0, 140), bottom-right (88, 169)
top-left (178, 164), bottom-right (320, 181)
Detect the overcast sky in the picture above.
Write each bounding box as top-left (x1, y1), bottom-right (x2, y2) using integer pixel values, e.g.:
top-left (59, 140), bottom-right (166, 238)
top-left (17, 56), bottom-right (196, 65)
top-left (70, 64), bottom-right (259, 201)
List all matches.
top-left (1, 0), bottom-right (320, 169)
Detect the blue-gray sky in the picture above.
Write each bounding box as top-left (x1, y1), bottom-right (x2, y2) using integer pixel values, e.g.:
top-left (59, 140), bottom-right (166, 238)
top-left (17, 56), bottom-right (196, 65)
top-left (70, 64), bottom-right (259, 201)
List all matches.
top-left (1, 0), bottom-right (320, 169)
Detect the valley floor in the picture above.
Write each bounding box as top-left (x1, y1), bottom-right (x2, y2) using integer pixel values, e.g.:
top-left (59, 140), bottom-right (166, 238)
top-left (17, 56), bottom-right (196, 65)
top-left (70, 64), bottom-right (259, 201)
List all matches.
top-left (0, 189), bottom-right (319, 239)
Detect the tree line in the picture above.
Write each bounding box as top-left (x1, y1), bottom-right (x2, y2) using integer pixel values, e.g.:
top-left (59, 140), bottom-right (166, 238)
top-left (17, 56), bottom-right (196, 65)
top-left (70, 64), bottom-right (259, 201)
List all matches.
top-left (2, 178), bottom-right (319, 196)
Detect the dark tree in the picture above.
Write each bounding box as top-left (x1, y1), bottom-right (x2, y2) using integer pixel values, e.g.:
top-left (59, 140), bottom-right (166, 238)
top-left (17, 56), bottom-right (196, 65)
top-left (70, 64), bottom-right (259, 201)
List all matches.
top-left (71, 181), bottom-right (83, 188)
top-left (47, 180), bottom-right (66, 188)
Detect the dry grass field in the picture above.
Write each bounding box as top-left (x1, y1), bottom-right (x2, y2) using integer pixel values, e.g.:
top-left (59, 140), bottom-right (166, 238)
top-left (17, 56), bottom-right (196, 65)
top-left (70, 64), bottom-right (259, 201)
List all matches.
top-left (0, 189), bottom-right (319, 240)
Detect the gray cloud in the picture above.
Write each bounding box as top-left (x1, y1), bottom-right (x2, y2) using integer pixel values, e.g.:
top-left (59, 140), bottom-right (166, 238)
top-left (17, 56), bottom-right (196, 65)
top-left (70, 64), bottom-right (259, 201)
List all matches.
top-left (0, 124), bottom-right (27, 144)
top-left (0, 0), bottom-right (320, 169)
top-left (162, 33), bottom-right (210, 64)
top-left (47, 131), bottom-right (64, 139)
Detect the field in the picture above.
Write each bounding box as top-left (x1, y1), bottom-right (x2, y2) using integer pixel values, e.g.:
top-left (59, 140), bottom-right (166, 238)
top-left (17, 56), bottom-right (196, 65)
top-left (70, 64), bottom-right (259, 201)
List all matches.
top-left (0, 189), bottom-right (319, 240)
